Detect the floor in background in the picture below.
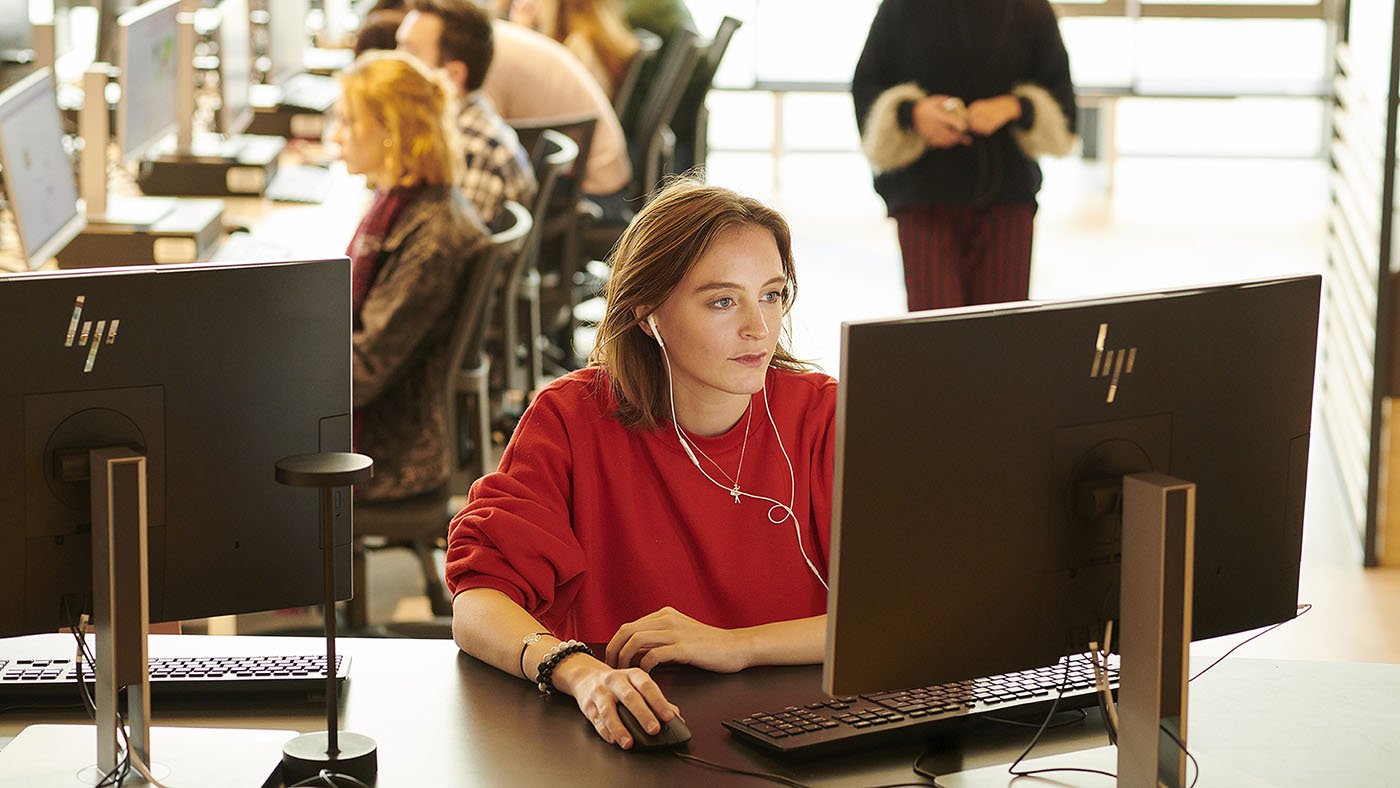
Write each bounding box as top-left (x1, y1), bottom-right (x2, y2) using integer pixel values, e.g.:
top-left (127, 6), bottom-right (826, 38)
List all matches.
top-left (358, 151), bottom-right (1399, 664)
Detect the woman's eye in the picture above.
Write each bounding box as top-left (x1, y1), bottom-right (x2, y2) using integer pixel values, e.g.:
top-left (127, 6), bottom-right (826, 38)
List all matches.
top-left (762, 290), bottom-right (784, 303)
top-left (713, 297), bottom-right (735, 309)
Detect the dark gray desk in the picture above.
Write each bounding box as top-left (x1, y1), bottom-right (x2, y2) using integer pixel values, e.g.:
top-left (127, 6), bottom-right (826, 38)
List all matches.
top-left (2, 634), bottom-right (1397, 787)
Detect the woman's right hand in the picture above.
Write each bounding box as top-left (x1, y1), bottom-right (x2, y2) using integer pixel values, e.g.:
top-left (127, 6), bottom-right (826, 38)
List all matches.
top-left (552, 654), bottom-right (684, 749)
top-left (913, 94), bottom-right (971, 149)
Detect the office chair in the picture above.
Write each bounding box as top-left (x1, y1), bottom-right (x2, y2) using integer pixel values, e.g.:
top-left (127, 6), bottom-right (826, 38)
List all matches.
top-left (612, 29), bottom-right (662, 125)
top-left (348, 201), bottom-right (532, 632)
top-left (675, 16), bottom-right (743, 173)
top-left (510, 114), bottom-right (597, 374)
top-left (497, 129), bottom-right (578, 413)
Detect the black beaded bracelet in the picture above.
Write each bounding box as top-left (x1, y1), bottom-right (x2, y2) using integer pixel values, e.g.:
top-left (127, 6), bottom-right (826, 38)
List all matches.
top-left (534, 640), bottom-right (592, 695)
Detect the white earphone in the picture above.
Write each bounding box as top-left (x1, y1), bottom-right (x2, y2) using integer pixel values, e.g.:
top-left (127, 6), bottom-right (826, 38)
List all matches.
top-left (647, 312), bottom-right (664, 347)
top-left (646, 309), bottom-right (826, 589)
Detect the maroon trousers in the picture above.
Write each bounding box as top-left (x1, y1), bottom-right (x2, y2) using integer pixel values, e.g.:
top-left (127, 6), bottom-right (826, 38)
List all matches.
top-left (892, 203), bottom-right (1036, 311)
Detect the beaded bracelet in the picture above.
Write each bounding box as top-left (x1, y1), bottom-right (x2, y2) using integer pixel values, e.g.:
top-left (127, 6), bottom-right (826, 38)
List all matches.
top-left (534, 640), bottom-right (593, 695)
top-left (519, 632), bottom-right (553, 681)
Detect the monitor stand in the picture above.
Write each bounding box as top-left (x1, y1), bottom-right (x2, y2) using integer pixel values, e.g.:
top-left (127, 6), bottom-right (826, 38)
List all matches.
top-left (56, 196), bottom-right (225, 268)
top-left (137, 133), bottom-right (286, 198)
top-left (1118, 471), bottom-right (1196, 788)
top-left (0, 447), bottom-right (294, 787)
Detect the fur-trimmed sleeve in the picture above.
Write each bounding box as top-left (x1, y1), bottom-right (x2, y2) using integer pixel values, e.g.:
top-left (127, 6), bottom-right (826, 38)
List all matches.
top-left (1009, 82), bottom-right (1075, 158)
top-left (860, 82), bottom-right (930, 173)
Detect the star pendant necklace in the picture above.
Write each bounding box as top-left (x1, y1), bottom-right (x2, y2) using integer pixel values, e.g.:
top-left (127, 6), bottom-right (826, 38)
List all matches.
top-left (688, 404), bottom-right (754, 504)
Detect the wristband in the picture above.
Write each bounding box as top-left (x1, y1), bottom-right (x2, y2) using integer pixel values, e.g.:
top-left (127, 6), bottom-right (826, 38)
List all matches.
top-left (519, 632), bottom-right (553, 680)
top-left (534, 640), bottom-right (593, 695)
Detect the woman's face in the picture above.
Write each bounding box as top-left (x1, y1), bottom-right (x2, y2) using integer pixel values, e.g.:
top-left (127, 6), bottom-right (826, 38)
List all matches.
top-left (647, 223), bottom-right (788, 433)
top-left (329, 98), bottom-right (388, 186)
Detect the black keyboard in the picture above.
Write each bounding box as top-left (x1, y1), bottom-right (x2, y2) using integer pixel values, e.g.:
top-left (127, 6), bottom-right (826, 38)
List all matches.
top-left (0, 653), bottom-right (348, 703)
top-left (723, 654), bottom-right (1117, 758)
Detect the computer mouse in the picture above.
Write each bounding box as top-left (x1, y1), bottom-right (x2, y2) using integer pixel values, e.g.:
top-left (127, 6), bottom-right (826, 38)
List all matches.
top-left (615, 703), bottom-right (690, 750)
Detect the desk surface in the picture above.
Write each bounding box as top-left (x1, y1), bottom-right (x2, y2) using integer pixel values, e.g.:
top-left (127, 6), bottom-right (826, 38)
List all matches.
top-left (1, 634), bottom-right (1397, 787)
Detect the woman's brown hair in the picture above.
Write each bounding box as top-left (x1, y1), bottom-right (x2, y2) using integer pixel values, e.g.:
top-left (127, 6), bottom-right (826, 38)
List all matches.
top-left (589, 178), bottom-right (810, 431)
top-left (337, 50), bottom-right (464, 188)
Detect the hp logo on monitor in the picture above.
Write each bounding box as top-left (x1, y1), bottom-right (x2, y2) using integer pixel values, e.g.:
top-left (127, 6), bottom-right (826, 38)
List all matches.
top-left (1089, 323), bottom-right (1135, 403)
top-left (63, 296), bottom-right (121, 373)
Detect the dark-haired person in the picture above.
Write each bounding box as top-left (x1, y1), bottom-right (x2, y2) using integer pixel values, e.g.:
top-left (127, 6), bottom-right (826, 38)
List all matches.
top-left (444, 179), bottom-right (835, 748)
top-left (397, 0), bottom-right (535, 224)
top-left (854, 0), bottom-right (1076, 311)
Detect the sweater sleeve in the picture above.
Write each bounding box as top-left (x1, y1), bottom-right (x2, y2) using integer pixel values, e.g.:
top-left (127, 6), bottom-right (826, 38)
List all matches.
top-left (1008, 0), bottom-right (1077, 159)
top-left (852, 1), bottom-right (931, 174)
top-left (443, 386), bottom-right (589, 623)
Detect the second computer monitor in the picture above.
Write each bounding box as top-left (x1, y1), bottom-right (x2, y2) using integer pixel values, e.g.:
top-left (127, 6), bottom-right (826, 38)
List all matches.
top-left (824, 274), bottom-right (1321, 696)
top-left (0, 68), bottom-right (85, 269)
top-left (265, 0), bottom-right (308, 86)
top-left (216, 0), bottom-right (253, 135)
top-left (115, 0), bottom-right (180, 163)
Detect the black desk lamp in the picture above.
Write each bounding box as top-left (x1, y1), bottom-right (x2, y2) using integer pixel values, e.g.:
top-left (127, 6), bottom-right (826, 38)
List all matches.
top-left (275, 452), bottom-right (378, 785)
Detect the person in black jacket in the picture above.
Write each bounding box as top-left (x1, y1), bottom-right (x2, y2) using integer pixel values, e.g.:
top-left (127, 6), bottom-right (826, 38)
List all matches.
top-left (853, 0), bottom-right (1076, 310)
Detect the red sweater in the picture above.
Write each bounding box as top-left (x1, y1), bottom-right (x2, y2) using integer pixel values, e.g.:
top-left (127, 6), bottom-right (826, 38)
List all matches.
top-left (444, 366), bottom-right (837, 643)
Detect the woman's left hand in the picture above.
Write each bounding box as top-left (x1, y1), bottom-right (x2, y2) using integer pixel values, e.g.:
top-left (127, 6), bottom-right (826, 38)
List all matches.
top-left (966, 95), bottom-right (1023, 137)
top-left (606, 607), bottom-right (751, 673)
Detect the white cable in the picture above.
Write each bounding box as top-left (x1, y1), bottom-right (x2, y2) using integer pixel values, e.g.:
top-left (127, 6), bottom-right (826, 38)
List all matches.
top-left (658, 341), bottom-right (828, 589)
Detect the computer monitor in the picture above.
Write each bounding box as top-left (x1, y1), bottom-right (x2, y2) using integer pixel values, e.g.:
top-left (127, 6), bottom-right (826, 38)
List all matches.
top-left (265, 0), bottom-right (308, 85)
top-left (216, 0), bottom-right (253, 136)
top-left (115, 0), bottom-right (180, 164)
top-left (824, 274), bottom-right (1320, 697)
top-left (0, 0), bottom-right (32, 63)
top-left (0, 69), bottom-right (86, 270)
top-left (0, 257), bottom-right (353, 638)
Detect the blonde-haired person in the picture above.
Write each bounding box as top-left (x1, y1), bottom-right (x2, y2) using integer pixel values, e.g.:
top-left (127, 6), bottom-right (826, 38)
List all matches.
top-left (444, 178), bottom-right (836, 748)
top-left (509, 0), bottom-right (639, 98)
top-left (334, 50), bottom-right (490, 502)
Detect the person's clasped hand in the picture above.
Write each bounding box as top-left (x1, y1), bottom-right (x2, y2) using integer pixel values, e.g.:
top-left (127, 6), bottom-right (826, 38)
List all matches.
top-left (913, 94), bottom-right (972, 148)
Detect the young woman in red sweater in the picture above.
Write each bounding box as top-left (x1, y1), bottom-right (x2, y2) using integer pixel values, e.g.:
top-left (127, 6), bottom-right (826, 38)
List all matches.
top-left (444, 179), bottom-right (837, 748)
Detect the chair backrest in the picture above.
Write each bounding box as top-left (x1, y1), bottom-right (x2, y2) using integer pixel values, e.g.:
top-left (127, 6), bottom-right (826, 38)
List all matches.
top-left (697, 16), bottom-right (742, 92)
top-left (629, 26), bottom-right (701, 196)
top-left (613, 28), bottom-right (662, 123)
top-left (673, 16), bottom-right (742, 172)
top-left (511, 114), bottom-right (597, 233)
top-left (442, 201), bottom-right (532, 477)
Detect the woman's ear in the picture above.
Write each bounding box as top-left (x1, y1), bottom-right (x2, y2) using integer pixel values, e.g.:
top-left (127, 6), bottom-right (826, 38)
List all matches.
top-left (633, 305), bottom-right (654, 338)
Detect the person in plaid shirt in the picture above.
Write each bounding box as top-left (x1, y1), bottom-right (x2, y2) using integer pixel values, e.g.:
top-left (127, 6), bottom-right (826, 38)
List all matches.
top-left (397, 0), bottom-right (537, 225)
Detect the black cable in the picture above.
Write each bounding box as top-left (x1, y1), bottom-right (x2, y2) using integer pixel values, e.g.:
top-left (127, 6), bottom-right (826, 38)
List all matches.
top-left (671, 750), bottom-right (938, 788)
top-left (984, 707), bottom-right (1088, 729)
top-left (1160, 721), bottom-right (1201, 788)
top-left (1005, 654), bottom-right (1117, 783)
top-left (1190, 603), bottom-right (1313, 683)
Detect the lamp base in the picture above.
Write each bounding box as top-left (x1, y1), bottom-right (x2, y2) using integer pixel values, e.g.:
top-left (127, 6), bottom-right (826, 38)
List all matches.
top-left (281, 731), bottom-right (378, 785)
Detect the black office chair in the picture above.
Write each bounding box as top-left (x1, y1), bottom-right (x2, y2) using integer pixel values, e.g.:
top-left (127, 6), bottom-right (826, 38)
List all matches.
top-left (348, 201), bottom-right (532, 633)
top-left (612, 29), bottom-right (662, 125)
top-left (626, 25), bottom-right (701, 202)
top-left (511, 114), bottom-right (598, 374)
top-left (498, 129), bottom-right (578, 407)
top-left (674, 16), bottom-right (743, 173)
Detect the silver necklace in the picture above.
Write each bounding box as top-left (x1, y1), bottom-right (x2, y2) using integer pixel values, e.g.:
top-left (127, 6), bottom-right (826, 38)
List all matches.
top-left (683, 404), bottom-right (754, 503)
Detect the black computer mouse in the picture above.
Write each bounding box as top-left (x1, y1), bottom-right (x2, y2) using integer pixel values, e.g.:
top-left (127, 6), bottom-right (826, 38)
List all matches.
top-left (616, 703), bottom-right (691, 750)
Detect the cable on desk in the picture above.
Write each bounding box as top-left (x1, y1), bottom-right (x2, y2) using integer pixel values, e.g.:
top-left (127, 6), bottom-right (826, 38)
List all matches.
top-left (671, 751), bottom-right (936, 788)
top-left (1003, 652), bottom-right (1117, 784)
top-left (1190, 603), bottom-right (1313, 682)
top-left (288, 770), bottom-right (374, 788)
